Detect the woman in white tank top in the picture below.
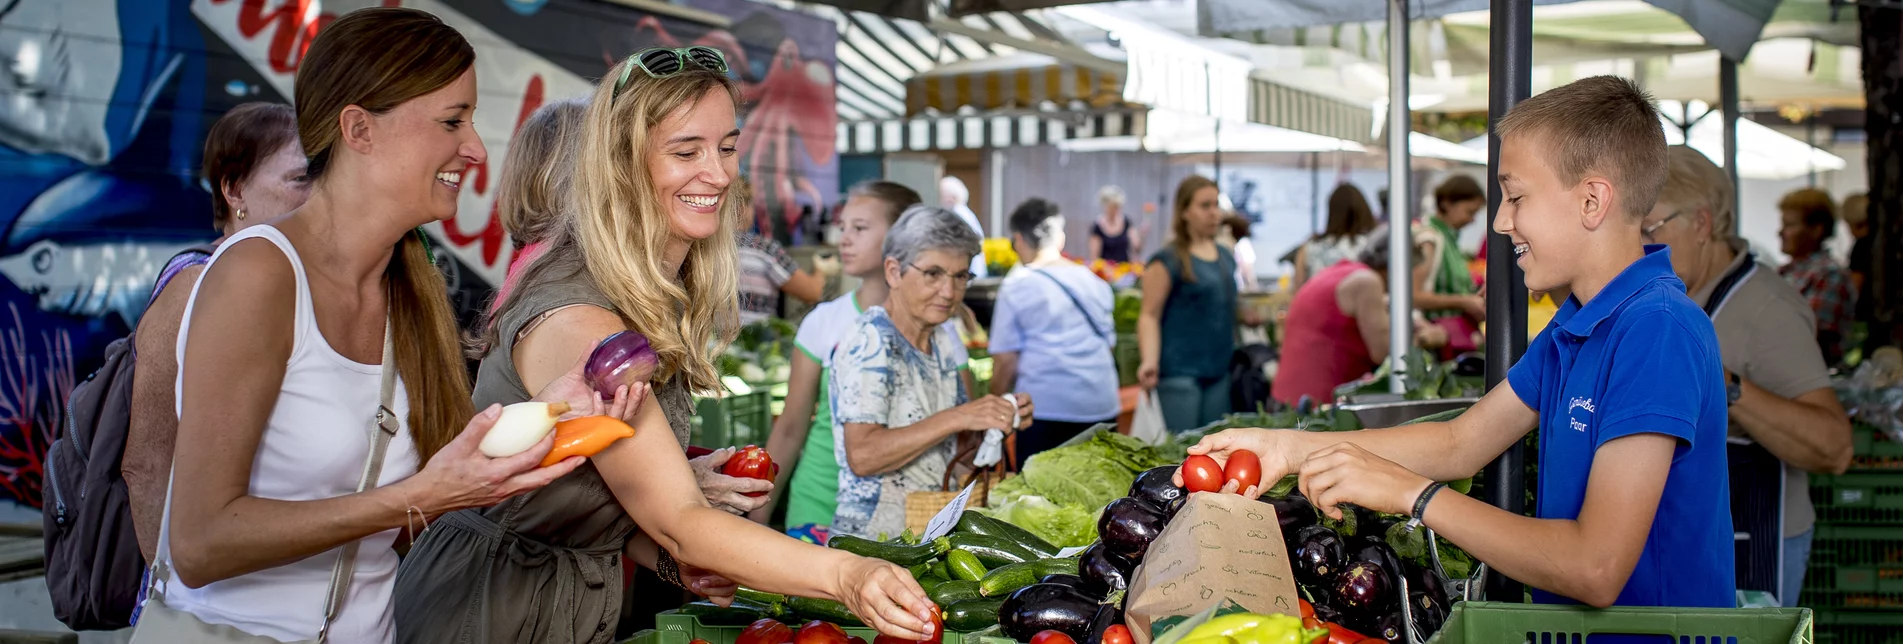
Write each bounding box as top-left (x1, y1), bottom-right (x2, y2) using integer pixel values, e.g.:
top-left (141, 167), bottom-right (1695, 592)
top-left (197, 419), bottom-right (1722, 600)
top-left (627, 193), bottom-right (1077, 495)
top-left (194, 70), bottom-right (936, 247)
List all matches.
top-left (155, 9), bottom-right (619, 641)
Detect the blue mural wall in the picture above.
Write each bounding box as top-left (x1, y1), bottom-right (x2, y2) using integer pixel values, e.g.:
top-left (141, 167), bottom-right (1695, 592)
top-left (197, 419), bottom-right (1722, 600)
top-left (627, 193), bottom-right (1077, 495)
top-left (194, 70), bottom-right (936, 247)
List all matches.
top-left (0, 0), bottom-right (838, 507)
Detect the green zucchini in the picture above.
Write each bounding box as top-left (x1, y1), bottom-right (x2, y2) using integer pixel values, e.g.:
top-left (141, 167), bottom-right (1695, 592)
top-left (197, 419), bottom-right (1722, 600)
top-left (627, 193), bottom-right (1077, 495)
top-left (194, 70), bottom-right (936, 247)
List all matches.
top-left (909, 562), bottom-right (933, 580)
top-left (944, 532), bottom-right (1038, 568)
top-left (733, 588), bottom-right (788, 611)
top-left (943, 599), bottom-right (1004, 631)
top-left (787, 596), bottom-right (864, 626)
top-left (931, 558), bottom-right (951, 580)
top-left (977, 558), bottom-right (1080, 597)
top-left (947, 550), bottom-right (988, 582)
top-left (676, 601), bottom-right (769, 626)
top-left (829, 534), bottom-right (949, 567)
top-left (929, 579), bottom-right (983, 606)
top-left (955, 511), bottom-right (1060, 557)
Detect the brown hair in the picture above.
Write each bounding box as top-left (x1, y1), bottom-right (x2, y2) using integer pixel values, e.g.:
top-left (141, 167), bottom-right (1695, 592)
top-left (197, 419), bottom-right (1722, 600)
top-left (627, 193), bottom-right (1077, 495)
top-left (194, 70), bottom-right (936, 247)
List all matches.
top-left (1778, 188), bottom-right (1837, 239)
top-left (847, 180), bottom-right (923, 224)
top-left (1495, 75), bottom-right (1667, 220)
top-left (1658, 146), bottom-right (1735, 241)
top-left (1841, 193), bottom-right (1869, 228)
top-left (1169, 174), bottom-right (1218, 283)
top-left (1433, 175), bottom-right (1485, 214)
top-left (497, 98), bottom-right (586, 247)
top-left (485, 54), bottom-right (743, 393)
top-left (295, 7), bottom-right (475, 459)
top-left (203, 103), bottom-right (298, 231)
top-left (1322, 184), bottom-right (1377, 240)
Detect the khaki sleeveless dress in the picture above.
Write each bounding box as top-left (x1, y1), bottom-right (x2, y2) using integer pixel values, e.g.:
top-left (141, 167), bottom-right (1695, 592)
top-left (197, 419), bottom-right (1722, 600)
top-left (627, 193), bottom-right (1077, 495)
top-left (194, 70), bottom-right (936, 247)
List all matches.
top-left (393, 273), bottom-right (696, 644)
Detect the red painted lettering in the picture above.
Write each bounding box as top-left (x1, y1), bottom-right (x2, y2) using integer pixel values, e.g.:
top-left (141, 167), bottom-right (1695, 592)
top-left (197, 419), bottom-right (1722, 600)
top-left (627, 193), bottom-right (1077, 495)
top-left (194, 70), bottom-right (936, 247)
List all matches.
top-left (439, 74), bottom-right (545, 267)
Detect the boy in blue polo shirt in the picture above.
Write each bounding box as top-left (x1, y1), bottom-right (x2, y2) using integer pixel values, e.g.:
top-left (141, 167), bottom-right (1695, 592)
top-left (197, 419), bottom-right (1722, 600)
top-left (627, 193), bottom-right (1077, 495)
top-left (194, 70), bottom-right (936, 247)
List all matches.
top-left (1183, 76), bottom-right (1735, 608)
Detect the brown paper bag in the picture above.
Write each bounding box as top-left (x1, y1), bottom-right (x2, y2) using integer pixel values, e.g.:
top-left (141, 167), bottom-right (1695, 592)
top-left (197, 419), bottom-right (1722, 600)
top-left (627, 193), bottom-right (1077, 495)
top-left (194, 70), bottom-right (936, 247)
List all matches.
top-left (1123, 492), bottom-right (1300, 644)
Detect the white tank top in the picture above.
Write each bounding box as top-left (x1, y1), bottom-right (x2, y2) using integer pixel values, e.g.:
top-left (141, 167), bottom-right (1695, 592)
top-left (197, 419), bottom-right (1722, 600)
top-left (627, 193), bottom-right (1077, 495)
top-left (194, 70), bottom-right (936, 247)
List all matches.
top-left (165, 225), bottom-right (418, 643)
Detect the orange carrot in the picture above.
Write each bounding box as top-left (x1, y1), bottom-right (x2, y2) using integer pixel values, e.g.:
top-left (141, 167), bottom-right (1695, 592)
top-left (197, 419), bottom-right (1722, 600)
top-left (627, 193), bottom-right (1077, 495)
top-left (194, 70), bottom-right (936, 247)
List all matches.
top-left (539, 416), bottom-right (636, 467)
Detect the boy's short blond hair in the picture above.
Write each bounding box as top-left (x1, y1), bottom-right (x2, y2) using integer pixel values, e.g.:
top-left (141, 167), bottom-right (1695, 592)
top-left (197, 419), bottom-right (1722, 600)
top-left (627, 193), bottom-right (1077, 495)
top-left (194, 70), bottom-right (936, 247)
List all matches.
top-left (1496, 75), bottom-right (1667, 220)
top-left (1841, 193), bottom-right (1869, 227)
top-left (1658, 146), bottom-right (1735, 241)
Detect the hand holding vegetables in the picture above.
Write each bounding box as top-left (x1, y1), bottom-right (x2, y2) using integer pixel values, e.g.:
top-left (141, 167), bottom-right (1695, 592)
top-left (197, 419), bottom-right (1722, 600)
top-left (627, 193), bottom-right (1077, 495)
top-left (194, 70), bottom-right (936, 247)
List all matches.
top-left (1175, 428), bottom-right (1300, 498)
top-left (692, 447), bottom-right (775, 514)
top-left (829, 555), bottom-right (939, 641)
top-left (534, 348), bottom-right (651, 423)
top-left (1297, 443), bottom-right (1432, 521)
top-left (479, 402), bottom-right (570, 458)
top-left (399, 404), bottom-right (587, 517)
top-left (950, 395), bottom-right (1033, 433)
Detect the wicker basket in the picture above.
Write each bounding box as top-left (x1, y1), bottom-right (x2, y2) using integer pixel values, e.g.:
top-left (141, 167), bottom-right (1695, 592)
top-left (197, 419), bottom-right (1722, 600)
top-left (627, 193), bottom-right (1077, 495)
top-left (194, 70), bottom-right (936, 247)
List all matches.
top-left (903, 438), bottom-right (1017, 534)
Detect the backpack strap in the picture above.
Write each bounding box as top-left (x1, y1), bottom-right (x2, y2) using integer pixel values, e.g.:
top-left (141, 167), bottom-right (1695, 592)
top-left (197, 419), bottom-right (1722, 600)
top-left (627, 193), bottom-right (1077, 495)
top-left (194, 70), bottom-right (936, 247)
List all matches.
top-left (1030, 268), bottom-right (1112, 345)
top-left (145, 242), bottom-right (219, 309)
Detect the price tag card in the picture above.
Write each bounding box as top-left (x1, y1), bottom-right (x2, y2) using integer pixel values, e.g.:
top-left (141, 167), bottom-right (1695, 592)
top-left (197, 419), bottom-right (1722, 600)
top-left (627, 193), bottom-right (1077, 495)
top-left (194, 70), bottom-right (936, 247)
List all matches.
top-left (921, 481), bottom-right (977, 541)
top-left (1056, 545), bottom-right (1089, 558)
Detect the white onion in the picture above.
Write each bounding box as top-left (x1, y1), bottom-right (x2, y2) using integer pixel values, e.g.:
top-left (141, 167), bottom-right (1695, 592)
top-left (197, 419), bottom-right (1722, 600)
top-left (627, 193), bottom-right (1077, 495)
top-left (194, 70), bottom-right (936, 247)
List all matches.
top-left (480, 401), bottom-right (568, 458)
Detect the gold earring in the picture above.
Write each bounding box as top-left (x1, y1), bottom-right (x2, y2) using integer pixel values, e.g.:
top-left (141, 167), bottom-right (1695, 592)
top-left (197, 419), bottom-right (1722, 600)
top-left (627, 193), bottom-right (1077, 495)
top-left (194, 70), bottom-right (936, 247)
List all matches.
top-left (236, 207), bottom-right (246, 221)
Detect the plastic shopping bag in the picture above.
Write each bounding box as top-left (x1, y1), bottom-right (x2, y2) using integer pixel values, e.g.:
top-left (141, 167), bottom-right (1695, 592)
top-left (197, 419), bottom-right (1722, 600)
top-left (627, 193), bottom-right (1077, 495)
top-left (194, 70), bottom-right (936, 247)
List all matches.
top-left (1131, 390), bottom-right (1167, 445)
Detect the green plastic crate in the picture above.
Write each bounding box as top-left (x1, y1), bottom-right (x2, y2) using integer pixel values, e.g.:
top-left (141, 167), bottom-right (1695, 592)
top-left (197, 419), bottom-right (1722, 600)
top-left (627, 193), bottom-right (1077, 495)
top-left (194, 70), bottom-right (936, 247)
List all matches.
top-left (623, 610), bottom-right (1015, 644)
top-left (1809, 609), bottom-right (1903, 644)
top-left (1802, 524), bottom-right (1903, 610)
top-left (692, 391), bottom-right (773, 448)
top-left (1810, 471), bottom-right (1903, 525)
top-left (1422, 602), bottom-right (1812, 644)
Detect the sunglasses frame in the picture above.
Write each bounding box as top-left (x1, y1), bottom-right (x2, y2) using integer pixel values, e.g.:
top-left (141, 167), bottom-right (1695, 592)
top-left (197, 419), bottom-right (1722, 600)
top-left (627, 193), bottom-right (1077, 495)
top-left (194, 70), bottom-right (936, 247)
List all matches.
top-left (613, 46), bottom-right (729, 99)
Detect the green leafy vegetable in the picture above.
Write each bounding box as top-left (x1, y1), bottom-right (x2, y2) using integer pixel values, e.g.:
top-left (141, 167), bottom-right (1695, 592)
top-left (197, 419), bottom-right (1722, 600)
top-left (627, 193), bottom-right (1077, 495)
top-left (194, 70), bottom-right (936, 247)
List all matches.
top-left (980, 496), bottom-right (1099, 547)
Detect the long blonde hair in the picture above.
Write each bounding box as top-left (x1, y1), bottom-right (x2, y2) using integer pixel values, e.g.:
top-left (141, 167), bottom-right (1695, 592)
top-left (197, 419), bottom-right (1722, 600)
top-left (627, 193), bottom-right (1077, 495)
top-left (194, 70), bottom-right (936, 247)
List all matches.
top-left (485, 56), bottom-right (742, 393)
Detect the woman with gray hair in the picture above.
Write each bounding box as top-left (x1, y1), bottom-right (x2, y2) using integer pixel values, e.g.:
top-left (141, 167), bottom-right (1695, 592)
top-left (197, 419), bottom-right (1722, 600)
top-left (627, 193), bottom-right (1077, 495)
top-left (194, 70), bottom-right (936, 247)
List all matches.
top-left (829, 206), bottom-right (1035, 539)
top-left (1089, 185), bottom-right (1140, 264)
top-left (1640, 145), bottom-right (1851, 607)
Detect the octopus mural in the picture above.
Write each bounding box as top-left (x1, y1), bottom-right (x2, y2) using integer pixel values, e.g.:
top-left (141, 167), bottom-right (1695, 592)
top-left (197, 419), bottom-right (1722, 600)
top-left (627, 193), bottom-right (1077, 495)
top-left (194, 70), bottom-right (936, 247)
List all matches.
top-left (0, 0), bottom-right (840, 508)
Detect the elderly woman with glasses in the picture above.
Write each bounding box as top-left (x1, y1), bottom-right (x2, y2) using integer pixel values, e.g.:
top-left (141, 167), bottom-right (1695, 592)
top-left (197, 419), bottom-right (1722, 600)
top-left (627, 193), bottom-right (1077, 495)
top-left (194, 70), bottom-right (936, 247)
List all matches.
top-left (830, 206), bottom-right (1034, 539)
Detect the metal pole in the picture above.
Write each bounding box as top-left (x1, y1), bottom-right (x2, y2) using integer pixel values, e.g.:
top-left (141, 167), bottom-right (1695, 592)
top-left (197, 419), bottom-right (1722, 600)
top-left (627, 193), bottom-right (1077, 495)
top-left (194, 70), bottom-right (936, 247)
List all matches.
top-left (1387, 0), bottom-right (1412, 395)
top-left (1310, 151), bottom-right (1322, 234)
top-left (1721, 56), bottom-right (1742, 233)
top-left (1484, 0), bottom-right (1533, 602)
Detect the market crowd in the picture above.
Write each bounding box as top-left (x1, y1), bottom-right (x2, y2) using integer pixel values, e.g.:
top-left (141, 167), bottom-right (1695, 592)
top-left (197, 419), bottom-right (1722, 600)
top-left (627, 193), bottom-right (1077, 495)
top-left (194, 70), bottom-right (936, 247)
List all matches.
top-left (56, 6), bottom-right (1881, 644)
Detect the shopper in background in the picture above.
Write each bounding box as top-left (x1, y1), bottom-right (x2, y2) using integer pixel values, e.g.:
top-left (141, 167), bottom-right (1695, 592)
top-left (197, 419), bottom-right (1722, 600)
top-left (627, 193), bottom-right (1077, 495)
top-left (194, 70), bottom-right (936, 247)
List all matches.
top-left (124, 102), bottom-right (309, 565)
top-left (738, 229), bottom-right (826, 325)
top-left (831, 207), bottom-right (1033, 539)
top-left (1137, 175), bottom-right (1241, 431)
top-left (149, 10), bottom-right (592, 641)
top-left (1841, 193), bottom-right (1882, 355)
top-left (397, 45), bottom-right (936, 642)
top-left (939, 176), bottom-right (988, 278)
top-left (1089, 185), bottom-right (1141, 264)
top-left (488, 98), bottom-right (585, 316)
top-left (989, 198), bottom-right (1118, 468)
top-left (1413, 175), bottom-right (1489, 356)
top-left (1645, 147), bottom-right (1851, 606)
top-left (1274, 227), bottom-right (1446, 405)
top-left (1777, 188), bottom-right (1856, 365)
top-left (1226, 214), bottom-right (1258, 291)
top-left (755, 181), bottom-right (928, 538)
top-left (1290, 185), bottom-right (1377, 292)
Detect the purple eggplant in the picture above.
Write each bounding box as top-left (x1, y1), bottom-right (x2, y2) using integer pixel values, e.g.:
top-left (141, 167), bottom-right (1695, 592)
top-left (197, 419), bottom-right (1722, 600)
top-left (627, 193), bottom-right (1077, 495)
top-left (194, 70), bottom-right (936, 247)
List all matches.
top-left (1262, 493), bottom-right (1317, 537)
top-left (1129, 467), bottom-right (1186, 514)
top-left (1348, 536), bottom-right (1405, 586)
top-left (1000, 583), bottom-right (1099, 642)
top-left (1332, 560), bottom-right (1397, 622)
top-left (1078, 542), bottom-right (1133, 597)
top-left (1084, 602), bottom-right (1124, 644)
top-left (1292, 525), bottom-right (1345, 588)
top-left (1098, 498), bottom-right (1166, 561)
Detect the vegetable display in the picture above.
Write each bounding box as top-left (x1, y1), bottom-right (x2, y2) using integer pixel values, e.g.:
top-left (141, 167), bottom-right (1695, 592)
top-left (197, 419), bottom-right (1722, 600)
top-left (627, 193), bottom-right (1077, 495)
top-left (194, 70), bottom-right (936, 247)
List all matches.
top-left (539, 416), bottom-right (636, 466)
top-left (479, 401), bottom-right (569, 458)
top-left (981, 431), bottom-right (1175, 547)
top-left (585, 331), bottom-right (659, 398)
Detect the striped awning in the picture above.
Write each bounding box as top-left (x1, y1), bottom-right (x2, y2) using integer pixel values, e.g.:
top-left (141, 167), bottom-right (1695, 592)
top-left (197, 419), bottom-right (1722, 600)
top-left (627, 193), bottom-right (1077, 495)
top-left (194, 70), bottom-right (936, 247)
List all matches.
top-left (838, 108), bottom-right (1146, 153)
top-left (905, 56), bottom-right (1127, 116)
top-left (1249, 78), bottom-right (1378, 144)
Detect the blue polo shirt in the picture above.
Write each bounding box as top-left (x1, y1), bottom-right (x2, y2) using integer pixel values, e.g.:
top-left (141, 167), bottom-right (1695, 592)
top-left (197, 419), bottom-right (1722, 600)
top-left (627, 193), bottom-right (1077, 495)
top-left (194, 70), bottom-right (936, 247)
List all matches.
top-left (1506, 245), bottom-right (1736, 608)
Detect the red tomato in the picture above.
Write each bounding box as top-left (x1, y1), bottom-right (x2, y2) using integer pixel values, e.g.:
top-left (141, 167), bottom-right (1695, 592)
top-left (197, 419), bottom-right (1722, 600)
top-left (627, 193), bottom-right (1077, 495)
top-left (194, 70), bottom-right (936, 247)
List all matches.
top-left (738, 619), bottom-right (795, 644)
top-left (1223, 450), bottom-right (1263, 492)
top-left (1102, 624), bottom-right (1133, 644)
top-left (794, 621), bottom-right (850, 644)
top-left (848, 637), bottom-right (868, 644)
top-left (871, 609), bottom-right (943, 644)
top-left (1181, 455), bottom-right (1225, 494)
top-left (1030, 631), bottom-right (1077, 644)
top-left (723, 445), bottom-right (779, 496)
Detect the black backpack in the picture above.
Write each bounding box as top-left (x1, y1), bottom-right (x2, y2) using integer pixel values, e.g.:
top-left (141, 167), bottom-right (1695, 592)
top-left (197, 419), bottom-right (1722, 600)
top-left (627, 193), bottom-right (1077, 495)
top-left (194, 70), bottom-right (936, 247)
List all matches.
top-left (1229, 343), bottom-right (1279, 414)
top-left (43, 243), bottom-right (214, 630)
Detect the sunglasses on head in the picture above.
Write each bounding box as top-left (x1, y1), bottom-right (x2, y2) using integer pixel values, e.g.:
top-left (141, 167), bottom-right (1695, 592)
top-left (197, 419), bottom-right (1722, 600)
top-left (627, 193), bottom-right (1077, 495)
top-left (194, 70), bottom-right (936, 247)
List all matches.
top-left (613, 46), bottom-right (729, 100)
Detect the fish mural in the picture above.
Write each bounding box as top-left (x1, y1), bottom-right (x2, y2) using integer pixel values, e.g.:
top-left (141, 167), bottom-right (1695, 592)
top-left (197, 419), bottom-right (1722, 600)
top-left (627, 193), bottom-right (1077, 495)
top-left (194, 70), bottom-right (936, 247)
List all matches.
top-left (0, 0), bottom-right (839, 508)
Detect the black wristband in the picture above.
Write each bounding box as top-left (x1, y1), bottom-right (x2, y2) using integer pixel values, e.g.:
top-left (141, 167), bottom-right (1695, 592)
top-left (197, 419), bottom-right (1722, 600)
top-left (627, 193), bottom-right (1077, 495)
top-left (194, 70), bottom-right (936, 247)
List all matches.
top-left (656, 548), bottom-right (685, 588)
top-left (1409, 482), bottom-right (1447, 526)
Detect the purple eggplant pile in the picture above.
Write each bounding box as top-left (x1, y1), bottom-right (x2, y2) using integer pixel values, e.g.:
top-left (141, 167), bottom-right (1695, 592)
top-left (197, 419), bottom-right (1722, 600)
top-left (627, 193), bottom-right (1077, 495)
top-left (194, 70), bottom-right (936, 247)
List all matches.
top-left (1262, 488), bottom-right (1453, 644)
